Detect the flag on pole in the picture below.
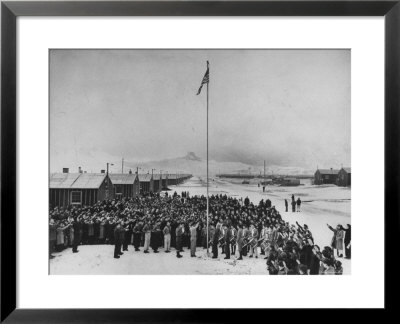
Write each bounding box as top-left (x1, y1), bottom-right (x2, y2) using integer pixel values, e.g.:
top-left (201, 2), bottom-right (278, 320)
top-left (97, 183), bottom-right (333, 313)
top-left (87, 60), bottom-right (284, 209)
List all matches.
top-left (196, 61), bottom-right (209, 95)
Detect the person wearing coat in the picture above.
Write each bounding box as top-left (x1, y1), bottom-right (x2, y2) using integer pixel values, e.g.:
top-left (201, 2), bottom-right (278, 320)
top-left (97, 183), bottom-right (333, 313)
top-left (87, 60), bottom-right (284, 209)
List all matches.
top-left (223, 224), bottom-right (232, 259)
top-left (249, 224), bottom-right (259, 258)
top-left (122, 221), bottom-right (132, 252)
top-left (343, 224), bottom-right (351, 259)
top-left (327, 223), bottom-right (338, 250)
top-left (113, 221), bottom-right (125, 259)
top-left (132, 221), bottom-right (142, 251)
top-left (99, 220), bottom-right (105, 244)
top-left (335, 225), bottom-right (344, 257)
top-left (163, 222), bottom-right (171, 253)
top-left (56, 225), bottom-right (65, 250)
top-left (175, 222), bottom-right (184, 258)
top-left (230, 226), bottom-right (237, 255)
top-left (72, 218), bottom-right (82, 253)
top-left (236, 224), bottom-right (246, 260)
top-left (88, 221), bottom-right (94, 244)
top-left (327, 224), bottom-right (344, 257)
top-left (49, 219), bottom-right (57, 257)
top-left (201, 225), bottom-right (208, 249)
top-left (309, 245), bottom-right (322, 275)
top-left (142, 221), bottom-right (151, 253)
top-left (189, 222), bottom-right (198, 257)
top-left (212, 224), bottom-right (221, 259)
top-left (150, 223), bottom-right (161, 253)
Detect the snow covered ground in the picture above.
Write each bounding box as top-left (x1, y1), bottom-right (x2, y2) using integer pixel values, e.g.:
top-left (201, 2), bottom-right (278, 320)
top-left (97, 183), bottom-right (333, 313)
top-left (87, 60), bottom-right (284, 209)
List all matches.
top-left (50, 176), bottom-right (351, 275)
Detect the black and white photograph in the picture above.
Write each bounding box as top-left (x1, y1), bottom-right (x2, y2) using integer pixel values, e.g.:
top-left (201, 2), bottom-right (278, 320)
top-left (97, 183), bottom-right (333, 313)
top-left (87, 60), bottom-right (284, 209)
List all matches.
top-left (49, 49), bottom-right (351, 275)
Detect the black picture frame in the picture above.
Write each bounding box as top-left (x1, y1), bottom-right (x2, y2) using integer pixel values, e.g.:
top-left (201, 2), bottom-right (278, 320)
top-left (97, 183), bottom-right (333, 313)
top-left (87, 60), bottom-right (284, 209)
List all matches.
top-left (1, 0), bottom-right (399, 322)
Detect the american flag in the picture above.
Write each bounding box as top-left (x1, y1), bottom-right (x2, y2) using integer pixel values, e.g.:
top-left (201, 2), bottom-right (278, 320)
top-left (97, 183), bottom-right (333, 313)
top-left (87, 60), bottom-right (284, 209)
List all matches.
top-left (196, 61), bottom-right (209, 95)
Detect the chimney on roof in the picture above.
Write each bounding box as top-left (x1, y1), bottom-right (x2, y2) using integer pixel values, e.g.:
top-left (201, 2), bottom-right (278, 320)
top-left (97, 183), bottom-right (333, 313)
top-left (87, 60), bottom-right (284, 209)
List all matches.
top-left (79, 166), bottom-right (82, 173)
top-left (129, 169), bottom-right (132, 174)
top-left (101, 169), bottom-right (105, 174)
top-left (63, 168), bottom-right (69, 173)
top-left (330, 168), bottom-right (333, 170)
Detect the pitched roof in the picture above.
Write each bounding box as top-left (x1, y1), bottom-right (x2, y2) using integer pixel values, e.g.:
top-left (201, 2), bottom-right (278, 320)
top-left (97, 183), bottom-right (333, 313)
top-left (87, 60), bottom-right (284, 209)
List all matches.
top-left (138, 174), bottom-right (152, 182)
top-left (152, 173), bottom-right (168, 180)
top-left (50, 173), bottom-right (107, 189)
top-left (109, 173), bottom-right (138, 185)
top-left (316, 169), bottom-right (340, 175)
top-left (341, 167), bottom-right (351, 173)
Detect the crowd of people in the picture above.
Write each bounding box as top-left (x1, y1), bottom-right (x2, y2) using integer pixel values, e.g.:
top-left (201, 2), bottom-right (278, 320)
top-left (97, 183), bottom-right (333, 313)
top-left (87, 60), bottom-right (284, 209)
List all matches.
top-left (49, 191), bottom-right (350, 275)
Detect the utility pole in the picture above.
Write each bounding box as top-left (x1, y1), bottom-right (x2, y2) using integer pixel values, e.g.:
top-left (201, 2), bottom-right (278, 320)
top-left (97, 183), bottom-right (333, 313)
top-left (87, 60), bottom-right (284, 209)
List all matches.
top-left (106, 162), bottom-right (114, 199)
top-left (122, 158), bottom-right (124, 174)
top-left (106, 162), bottom-right (114, 175)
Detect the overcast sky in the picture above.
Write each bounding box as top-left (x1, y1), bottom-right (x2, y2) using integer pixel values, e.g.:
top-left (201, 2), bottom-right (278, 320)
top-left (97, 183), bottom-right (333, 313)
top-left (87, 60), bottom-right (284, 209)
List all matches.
top-left (50, 49), bottom-right (350, 173)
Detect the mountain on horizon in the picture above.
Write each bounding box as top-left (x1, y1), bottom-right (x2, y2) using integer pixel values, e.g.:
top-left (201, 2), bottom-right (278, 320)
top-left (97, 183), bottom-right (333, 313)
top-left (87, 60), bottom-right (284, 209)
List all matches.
top-left (124, 152), bottom-right (314, 176)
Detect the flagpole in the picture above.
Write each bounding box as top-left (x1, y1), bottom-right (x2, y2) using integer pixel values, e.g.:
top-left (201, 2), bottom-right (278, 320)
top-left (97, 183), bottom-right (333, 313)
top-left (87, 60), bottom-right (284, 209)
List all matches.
top-left (206, 61), bottom-right (210, 256)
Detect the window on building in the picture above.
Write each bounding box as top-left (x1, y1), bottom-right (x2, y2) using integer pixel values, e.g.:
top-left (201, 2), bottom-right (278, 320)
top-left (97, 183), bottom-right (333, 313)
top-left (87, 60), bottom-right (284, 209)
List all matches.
top-left (71, 191), bottom-right (82, 204)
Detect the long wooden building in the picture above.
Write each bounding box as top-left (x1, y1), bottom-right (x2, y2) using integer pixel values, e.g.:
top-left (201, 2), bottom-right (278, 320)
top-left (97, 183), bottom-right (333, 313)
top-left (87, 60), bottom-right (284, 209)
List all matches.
top-left (138, 174), bottom-right (153, 194)
top-left (337, 167), bottom-right (351, 186)
top-left (109, 173), bottom-right (139, 199)
top-left (49, 172), bottom-right (114, 208)
top-left (314, 168), bottom-right (340, 185)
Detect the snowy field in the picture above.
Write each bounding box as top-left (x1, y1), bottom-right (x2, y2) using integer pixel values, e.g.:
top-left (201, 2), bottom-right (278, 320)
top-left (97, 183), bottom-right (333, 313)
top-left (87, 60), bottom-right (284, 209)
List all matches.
top-left (50, 176), bottom-right (351, 275)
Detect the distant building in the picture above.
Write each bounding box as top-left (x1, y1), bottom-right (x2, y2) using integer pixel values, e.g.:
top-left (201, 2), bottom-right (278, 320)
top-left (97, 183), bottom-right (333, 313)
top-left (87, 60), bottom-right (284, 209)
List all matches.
top-left (109, 173), bottom-right (139, 199)
top-left (49, 172), bottom-right (114, 208)
top-left (314, 168), bottom-right (340, 185)
top-left (138, 174), bottom-right (153, 194)
top-left (167, 174), bottom-right (178, 186)
top-left (281, 178), bottom-right (301, 186)
top-left (337, 167), bottom-right (351, 186)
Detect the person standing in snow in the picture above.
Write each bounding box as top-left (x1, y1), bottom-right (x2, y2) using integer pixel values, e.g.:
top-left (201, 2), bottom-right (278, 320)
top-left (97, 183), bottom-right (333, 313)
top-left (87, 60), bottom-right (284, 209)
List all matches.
top-left (291, 200), bottom-right (296, 212)
top-left (113, 221), bottom-right (124, 259)
top-left (189, 222), bottom-right (198, 257)
top-left (296, 198), bottom-right (301, 212)
top-left (175, 222), bottom-right (184, 258)
top-left (163, 221), bottom-right (171, 253)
